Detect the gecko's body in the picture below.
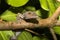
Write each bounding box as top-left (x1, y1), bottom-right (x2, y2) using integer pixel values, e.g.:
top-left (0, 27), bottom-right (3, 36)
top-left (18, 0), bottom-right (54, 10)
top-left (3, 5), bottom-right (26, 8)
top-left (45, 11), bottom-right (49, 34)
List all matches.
top-left (17, 11), bottom-right (38, 20)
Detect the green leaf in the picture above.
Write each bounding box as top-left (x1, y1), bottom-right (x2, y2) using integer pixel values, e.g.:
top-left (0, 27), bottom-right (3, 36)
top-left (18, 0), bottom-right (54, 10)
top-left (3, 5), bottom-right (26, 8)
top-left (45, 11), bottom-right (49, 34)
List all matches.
top-left (47, 0), bottom-right (56, 17)
top-left (0, 34), bottom-right (3, 40)
top-left (25, 6), bottom-right (36, 11)
top-left (39, 0), bottom-right (49, 11)
top-left (3, 31), bottom-right (14, 37)
top-left (53, 26), bottom-right (60, 35)
top-left (6, 0), bottom-right (29, 7)
top-left (17, 31), bottom-right (32, 40)
top-left (0, 31), bottom-right (9, 40)
top-left (0, 31), bottom-right (14, 40)
top-left (33, 36), bottom-right (41, 40)
top-left (54, 0), bottom-right (60, 8)
top-left (1, 10), bottom-right (16, 21)
top-left (33, 36), bottom-right (48, 40)
top-left (35, 10), bottom-right (41, 17)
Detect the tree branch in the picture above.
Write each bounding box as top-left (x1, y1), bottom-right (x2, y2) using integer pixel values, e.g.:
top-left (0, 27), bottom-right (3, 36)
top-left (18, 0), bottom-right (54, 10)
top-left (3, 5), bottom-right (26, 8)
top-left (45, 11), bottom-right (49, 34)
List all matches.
top-left (50, 7), bottom-right (60, 20)
top-left (0, 6), bottom-right (60, 30)
top-left (0, 18), bottom-right (58, 30)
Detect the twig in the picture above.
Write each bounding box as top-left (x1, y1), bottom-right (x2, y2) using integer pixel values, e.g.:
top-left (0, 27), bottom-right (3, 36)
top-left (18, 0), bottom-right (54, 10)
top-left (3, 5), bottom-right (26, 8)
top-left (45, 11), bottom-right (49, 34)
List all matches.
top-left (49, 27), bottom-right (57, 40)
top-left (51, 7), bottom-right (60, 20)
top-left (48, 7), bottom-right (60, 40)
top-left (25, 29), bottom-right (40, 35)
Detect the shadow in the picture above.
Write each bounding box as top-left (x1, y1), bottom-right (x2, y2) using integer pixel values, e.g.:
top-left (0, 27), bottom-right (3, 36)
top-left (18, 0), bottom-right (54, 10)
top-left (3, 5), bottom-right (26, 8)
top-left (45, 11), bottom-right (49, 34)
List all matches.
top-left (1, 0), bottom-right (10, 14)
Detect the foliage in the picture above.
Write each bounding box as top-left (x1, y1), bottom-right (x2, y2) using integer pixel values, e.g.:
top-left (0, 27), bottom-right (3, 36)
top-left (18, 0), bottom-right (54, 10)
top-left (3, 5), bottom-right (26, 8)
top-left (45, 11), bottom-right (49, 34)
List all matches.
top-left (0, 0), bottom-right (60, 40)
top-left (1, 10), bottom-right (16, 21)
top-left (25, 6), bottom-right (36, 11)
top-left (33, 36), bottom-right (41, 40)
top-left (0, 31), bottom-right (14, 40)
top-left (39, 0), bottom-right (49, 11)
top-left (6, 0), bottom-right (29, 7)
top-left (17, 31), bottom-right (32, 40)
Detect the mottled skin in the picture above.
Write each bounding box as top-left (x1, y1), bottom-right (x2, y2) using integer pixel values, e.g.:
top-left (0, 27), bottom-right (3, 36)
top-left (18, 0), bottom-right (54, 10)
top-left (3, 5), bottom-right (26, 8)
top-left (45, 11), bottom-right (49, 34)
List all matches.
top-left (17, 11), bottom-right (38, 20)
top-left (23, 11), bottom-right (38, 19)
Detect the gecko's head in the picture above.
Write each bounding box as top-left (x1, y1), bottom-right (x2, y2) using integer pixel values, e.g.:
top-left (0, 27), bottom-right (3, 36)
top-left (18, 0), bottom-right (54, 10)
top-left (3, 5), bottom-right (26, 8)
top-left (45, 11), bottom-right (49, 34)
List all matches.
top-left (23, 11), bottom-right (38, 19)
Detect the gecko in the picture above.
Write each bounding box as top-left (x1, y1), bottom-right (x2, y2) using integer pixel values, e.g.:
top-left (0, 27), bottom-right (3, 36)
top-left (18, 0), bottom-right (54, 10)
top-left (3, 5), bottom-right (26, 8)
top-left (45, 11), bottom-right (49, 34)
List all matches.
top-left (17, 11), bottom-right (39, 23)
top-left (11, 11), bottom-right (39, 40)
